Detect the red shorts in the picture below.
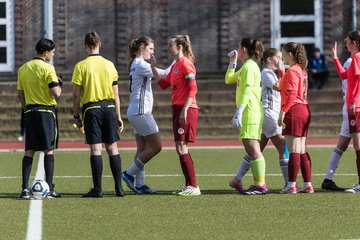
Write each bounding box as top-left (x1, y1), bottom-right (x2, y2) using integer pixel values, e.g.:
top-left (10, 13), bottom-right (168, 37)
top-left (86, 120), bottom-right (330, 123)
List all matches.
top-left (348, 111), bottom-right (360, 134)
top-left (282, 103), bottom-right (311, 137)
top-left (172, 105), bottom-right (198, 142)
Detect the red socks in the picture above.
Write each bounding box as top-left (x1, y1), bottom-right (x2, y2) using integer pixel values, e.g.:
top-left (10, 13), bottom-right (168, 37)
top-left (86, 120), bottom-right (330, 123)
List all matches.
top-left (288, 153), bottom-right (300, 182)
top-left (300, 152), bottom-right (312, 182)
top-left (179, 153), bottom-right (197, 187)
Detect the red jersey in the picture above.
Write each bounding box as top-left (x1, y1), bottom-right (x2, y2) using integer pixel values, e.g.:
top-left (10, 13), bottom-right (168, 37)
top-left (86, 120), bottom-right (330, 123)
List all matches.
top-left (334, 52), bottom-right (360, 111)
top-left (278, 63), bottom-right (308, 112)
top-left (158, 57), bottom-right (198, 108)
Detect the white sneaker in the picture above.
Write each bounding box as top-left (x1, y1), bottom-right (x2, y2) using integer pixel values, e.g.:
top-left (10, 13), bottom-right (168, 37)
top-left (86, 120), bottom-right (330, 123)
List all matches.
top-left (345, 183), bottom-right (360, 194)
top-left (176, 186), bottom-right (201, 196)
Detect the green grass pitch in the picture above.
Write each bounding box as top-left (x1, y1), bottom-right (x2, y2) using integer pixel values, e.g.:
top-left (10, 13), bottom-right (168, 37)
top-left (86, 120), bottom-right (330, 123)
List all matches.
top-left (1, 147), bottom-right (360, 240)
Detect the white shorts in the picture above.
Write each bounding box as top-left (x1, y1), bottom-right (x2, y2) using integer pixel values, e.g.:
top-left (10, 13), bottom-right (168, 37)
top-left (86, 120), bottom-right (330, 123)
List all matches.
top-left (127, 114), bottom-right (159, 136)
top-left (340, 104), bottom-right (351, 138)
top-left (262, 108), bottom-right (282, 138)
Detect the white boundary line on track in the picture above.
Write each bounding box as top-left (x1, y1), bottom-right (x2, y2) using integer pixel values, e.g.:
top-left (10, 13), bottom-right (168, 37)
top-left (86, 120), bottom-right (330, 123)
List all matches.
top-left (0, 173), bottom-right (357, 179)
top-left (25, 152), bottom-right (44, 240)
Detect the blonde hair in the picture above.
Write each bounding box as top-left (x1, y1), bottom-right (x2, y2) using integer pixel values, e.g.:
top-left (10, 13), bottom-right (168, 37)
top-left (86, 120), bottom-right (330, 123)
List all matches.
top-left (172, 35), bottom-right (195, 63)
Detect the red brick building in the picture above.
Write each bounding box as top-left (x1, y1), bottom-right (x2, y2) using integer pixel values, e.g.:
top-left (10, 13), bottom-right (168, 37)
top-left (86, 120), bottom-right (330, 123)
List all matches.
top-left (0, 0), bottom-right (358, 77)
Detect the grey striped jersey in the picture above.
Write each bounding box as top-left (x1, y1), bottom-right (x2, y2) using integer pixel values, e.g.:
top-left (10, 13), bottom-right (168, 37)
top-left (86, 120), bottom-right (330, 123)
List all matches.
top-left (127, 58), bottom-right (169, 115)
top-left (261, 68), bottom-right (281, 112)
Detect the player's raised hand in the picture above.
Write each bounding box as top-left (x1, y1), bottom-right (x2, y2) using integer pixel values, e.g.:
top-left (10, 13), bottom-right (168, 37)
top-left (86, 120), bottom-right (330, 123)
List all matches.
top-left (227, 50), bottom-right (238, 63)
top-left (150, 53), bottom-right (157, 68)
top-left (332, 41), bottom-right (338, 59)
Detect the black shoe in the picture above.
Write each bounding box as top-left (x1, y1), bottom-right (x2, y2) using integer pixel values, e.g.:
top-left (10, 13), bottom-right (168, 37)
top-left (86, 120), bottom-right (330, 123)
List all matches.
top-left (115, 186), bottom-right (126, 197)
top-left (82, 188), bottom-right (103, 198)
top-left (47, 190), bottom-right (61, 198)
top-left (19, 189), bottom-right (30, 199)
top-left (321, 179), bottom-right (344, 191)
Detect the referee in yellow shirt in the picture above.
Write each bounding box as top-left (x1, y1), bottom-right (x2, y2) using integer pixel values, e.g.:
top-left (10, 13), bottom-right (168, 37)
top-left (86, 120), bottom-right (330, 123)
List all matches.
top-left (72, 31), bottom-right (125, 197)
top-left (17, 38), bottom-right (62, 199)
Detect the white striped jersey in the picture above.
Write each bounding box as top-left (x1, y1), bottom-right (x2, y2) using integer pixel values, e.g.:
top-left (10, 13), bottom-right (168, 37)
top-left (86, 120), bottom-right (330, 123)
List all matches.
top-left (127, 58), bottom-right (169, 115)
top-left (342, 58), bottom-right (352, 102)
top-left (261, 68), bottom-right (281, 112)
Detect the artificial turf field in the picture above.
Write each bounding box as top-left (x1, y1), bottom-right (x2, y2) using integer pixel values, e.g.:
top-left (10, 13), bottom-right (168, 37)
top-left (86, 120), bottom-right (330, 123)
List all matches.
top-left (1, 146), bottom-right (360, 240)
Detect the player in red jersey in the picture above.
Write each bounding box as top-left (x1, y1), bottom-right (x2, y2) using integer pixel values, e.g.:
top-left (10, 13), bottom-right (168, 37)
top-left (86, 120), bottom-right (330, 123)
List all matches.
top-left (151, 35), bottom-right (201, 196)
top-left (276, 42), bottom-right (313, 194)
top-left (333, 30), bottom-right (360, 193)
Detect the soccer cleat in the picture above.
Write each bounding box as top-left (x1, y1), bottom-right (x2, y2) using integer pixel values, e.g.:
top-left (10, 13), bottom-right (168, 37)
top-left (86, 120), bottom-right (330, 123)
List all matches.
top-left (82, 188), bottom-right (103, 198)
top-left (135, 185), bottom-right (158, 194)
top-left (229, 177), bottom-right (245, 193)
top-left (176, 186), bottom-right (201, 196)
top-left (19, 189), bottom-right (30, 199)
top-left (47, 190), bottom-right (61, 198)
top-left (345, 183), bottom-right (360, 194)
top-left (115, 186), bottom-right (126, 197)
top-left (122, 171), bottom-right (139, 193)
top-left (297, 185), bottom-right (314, 193)
top-left (279, 186), bottom-right (297, 194)
top-left (321, 179), bottom-right (343, 191)
top-left (242, 184), bottom-right (267, 195)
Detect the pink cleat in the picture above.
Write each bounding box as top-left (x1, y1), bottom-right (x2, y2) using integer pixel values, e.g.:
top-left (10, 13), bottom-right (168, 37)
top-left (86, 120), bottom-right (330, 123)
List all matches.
top-left (298, 185), bottom-right (314, 193)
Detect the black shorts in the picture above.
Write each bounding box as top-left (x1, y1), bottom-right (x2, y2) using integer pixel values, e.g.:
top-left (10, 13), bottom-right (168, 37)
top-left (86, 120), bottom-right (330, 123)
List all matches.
top-left (82, 100), bottom-right (120, 144)
top-left (24, 105), bottom-right (59, 151)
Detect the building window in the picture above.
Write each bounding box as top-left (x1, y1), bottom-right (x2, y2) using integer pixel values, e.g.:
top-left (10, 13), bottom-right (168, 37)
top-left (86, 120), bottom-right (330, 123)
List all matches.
top-left (0, 0), bottom-right (14, 72)
top-left (271, 0), bottom-right (323, 54)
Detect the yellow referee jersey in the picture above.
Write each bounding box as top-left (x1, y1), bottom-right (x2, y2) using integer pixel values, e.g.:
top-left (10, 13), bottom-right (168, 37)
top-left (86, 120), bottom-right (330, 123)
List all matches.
top-left (71, 55), bottom-right (119, 104)
top-left (17, 58), bottom-right (59, 106)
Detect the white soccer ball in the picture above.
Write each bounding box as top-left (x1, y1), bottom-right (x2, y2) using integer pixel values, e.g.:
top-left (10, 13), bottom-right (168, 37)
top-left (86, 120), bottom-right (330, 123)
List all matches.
top-left (30, 179), bottom-right (50, 200)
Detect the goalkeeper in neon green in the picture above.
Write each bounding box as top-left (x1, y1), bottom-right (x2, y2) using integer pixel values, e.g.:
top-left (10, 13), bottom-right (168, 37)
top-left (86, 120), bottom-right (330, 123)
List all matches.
top-left (225, 38), bottom-right (266, 195)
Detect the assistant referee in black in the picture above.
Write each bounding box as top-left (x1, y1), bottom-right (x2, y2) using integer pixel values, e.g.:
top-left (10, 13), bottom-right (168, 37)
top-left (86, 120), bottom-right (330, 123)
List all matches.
top-left (72, 31), bottom-right (125, 197)
top-left (17, 38), bottom-right (62, 199)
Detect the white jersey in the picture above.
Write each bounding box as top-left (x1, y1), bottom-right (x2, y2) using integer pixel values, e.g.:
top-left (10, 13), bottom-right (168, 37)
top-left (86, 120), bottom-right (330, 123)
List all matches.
top-left (127, 58), bottom-right (169, 115)
top-left (261, 68), bottom-right (281, 112)
top-left (341, 58), bottom-right (352, 115)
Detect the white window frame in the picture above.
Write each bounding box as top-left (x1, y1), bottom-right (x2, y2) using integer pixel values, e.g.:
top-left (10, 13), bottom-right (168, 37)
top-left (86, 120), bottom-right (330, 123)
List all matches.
top-left (0, 0), bottom-right (14, 72)
top-left (271, 0), bottom-right (323, 51)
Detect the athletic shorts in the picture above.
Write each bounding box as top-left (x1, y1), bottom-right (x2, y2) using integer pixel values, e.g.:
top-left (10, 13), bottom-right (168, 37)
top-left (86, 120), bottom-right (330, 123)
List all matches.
top-left (24, 105), bottom-right (58, 151)
top-left (340, 103), bottom-right (351, 138)
top-left (240, 108), bottom-right (263, 140)
top-left (172, 105), bottom-right (198, 142)
top-left (262, 108), bottom-right (282, 138)
top-left (282, 103), bottom-right (311, 137)
top-left (127, 113), bottom-right (159, 136)
top-left (348, 110), bottom-right (360, 134)
top-left (82, 100), bottom-right (120, 144)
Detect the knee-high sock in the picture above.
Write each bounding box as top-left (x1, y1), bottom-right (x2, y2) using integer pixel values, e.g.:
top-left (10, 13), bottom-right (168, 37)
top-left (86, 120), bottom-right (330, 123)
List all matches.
top-left (356, 150), bottom-right (360, 184)
top-left (44, 154), bottom-right (55, 191)
top-left (279, 158), bottom-right (289, 185)
top-left (126, 157), bottom-right (144, 176)
top-left (250, 156), bottom-right (266, 186)
top-left (135, 171), bottom-right (145, 187)
top-left (179, 153), bottom-right (197, 187)
top-left (235, 155), bottom-right (251, 180)
top-left (300, 152), bottom-right (312, 183)
top-left (90, 155), bottom-right (103, 191)
top-left (22, 156), bottom-right (33, 189)
top-left (325, 147), bottom-right (343, 180)
top-left (109, 154), bottom-right (123, 191)
top-left (288, 153), bottom-right (301, 183)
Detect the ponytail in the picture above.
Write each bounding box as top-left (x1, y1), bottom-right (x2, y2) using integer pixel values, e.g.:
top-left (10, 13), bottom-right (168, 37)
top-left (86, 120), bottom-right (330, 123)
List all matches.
top-left (240, 38), bottom-right (264, 65)
top-left (283, 42), bottom-right (307, 69)
top-left (127, 36), bottom-right (154, 71)
top-left (173, 35), bottom-right (195, 63)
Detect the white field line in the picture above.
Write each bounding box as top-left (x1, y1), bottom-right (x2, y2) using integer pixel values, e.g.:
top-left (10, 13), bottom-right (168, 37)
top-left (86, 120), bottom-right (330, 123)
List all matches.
top-left (0, 173), bottom-right (357, 180)
top-left (25, 152), bottom-right (45, 240)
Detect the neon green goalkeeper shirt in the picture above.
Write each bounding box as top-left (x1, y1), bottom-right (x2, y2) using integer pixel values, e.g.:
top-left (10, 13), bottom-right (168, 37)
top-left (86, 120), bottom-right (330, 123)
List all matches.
top-left (225, 58), bottom-right (263, 128)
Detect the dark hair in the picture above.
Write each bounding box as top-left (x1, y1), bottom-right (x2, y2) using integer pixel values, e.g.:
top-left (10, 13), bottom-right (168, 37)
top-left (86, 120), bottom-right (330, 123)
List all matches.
top-left (172, 35), bottom-right (195, 63)
top-left (240, 38), bottom-right (264, 63)
top-left (262, 48), bottom-right (279, 68)
top-left (84, 31), bottom-right (101, 49)
top-left (127, 36), bottom-right (154, 71)
top-left (347, 30), bottom-right (360, 51)
top-left (282, 42), bottom-right (308, 69)
top-left (35, 38), bottom-right (55, 54)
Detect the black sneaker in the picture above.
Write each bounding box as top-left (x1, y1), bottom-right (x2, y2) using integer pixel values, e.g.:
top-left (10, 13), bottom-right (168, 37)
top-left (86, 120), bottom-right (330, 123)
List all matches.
top-left (82, 188), bottom-right (103, 198)
top-left (115, 186), bottom-right (126, 197)
top-left (321, 179), bottom-right (344, 191)
top-left (19, 189), bottom-right (30, 199)
top-left (47, 190), bottom-right (61, 198)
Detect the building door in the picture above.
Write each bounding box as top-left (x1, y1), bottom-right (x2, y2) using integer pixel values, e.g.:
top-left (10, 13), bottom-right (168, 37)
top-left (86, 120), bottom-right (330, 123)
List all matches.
top-left (271, 0), bottom-right (323, 53)
top-left (0, 0), bottom-right (14, 72)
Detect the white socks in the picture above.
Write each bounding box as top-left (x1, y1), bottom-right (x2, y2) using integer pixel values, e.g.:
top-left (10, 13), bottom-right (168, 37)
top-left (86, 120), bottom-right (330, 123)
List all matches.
top-left (325, 147), bottom-right (343, 180)
top-left (279, 158), bottom-right (289, 185)
top-left (126, 157), bottom-right (144, 176)
top-left (235, 155), bottom-right (251, 180)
